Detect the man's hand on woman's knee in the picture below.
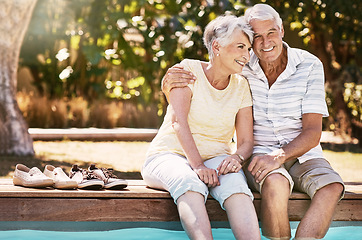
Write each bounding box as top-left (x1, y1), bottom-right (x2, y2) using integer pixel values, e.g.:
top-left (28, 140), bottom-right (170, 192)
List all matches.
top-left (248, 154), bottom-right (284, 183)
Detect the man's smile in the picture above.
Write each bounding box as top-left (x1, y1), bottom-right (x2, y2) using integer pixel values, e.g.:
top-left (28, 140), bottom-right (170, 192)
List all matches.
top-left (261, 46), bottom-right (274, 52)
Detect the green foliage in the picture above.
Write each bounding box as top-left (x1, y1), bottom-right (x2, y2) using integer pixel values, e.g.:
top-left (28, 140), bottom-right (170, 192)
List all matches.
top-left (20, 0), bottom-right (361, 132)
top-left (21, 0), bottom-right (252, 113)
top-left (266, 0), bottom-right (362, 130)
top-left (344, 68), bottom-right (362, 122)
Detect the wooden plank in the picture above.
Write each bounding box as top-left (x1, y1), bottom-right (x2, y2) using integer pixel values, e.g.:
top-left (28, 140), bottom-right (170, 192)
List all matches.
top-left (0, 179), bottom-right (312, 199)
top-left (334, 200), bottom-right (362, 221)
top-left (0, 185), bottom-right (171, 198)
top-left (27, 128), bottom-right (351, 143)
top-left (0, 197), bottom-right (360, 222)
top-left (1, 179), bottom-right (360, 199)
top-left (0, 198), bottom-right (179, 222)
top-left (29, 128), bottom-right (158, 141)
top-left (0, 179), bottom-right (361, 222)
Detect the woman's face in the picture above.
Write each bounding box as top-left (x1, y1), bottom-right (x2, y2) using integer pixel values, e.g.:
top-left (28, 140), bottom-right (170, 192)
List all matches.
top-left (217, 29), bottom-right (252, 74)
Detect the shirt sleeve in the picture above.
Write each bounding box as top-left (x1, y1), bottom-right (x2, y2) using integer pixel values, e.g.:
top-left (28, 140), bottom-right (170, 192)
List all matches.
top-left (179, 59), bottom-right (195, 92)
top-left (239, 75), bottom-right (253, 109)
top-left (301, 59), bottom-right (329, 117)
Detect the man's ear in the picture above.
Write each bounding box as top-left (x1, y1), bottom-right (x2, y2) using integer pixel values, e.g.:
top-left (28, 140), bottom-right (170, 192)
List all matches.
top-left (280, 25), bottom-right (285, 38)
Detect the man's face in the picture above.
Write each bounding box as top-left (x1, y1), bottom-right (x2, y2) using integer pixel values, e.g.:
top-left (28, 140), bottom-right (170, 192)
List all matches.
top-left (250, 19), bottom-right (284, 63)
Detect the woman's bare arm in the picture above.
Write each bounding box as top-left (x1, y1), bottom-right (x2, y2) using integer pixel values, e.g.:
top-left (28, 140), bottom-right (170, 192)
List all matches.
top-left (169, 87), bottom-right (219, 187)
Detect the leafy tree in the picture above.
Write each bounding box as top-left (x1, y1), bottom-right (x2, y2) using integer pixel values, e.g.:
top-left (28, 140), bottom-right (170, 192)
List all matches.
top-left (21, 0), bottom-right (249, 112)
top-left (20, 0), bottom-right (107, 99)
top-left (267, 0), bottom-right (361, 142)
top-left (19, 0), bottom-right (362, 144)
top-left (81, 0), bottom-right (244, 109)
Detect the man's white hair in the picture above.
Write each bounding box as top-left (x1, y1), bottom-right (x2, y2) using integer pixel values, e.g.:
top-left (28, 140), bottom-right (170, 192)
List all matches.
top-left (244, 4), bottom-right (283, 30)
top-left (203, 15), bottom-right (253, 60)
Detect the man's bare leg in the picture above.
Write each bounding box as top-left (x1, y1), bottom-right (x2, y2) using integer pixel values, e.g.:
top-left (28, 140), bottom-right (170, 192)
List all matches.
top-left (177, 191), bottom-right (213, 240)
top-left (295, 183), bottom-right (344, 239)
top-left (260, 173), bottom-right (291, 239)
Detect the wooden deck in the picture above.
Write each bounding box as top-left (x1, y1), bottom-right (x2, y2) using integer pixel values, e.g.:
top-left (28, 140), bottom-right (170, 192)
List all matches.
top-left (0, 179), bottom-right (361, 222)
top-left (28, 128), bottom-right (158, 141)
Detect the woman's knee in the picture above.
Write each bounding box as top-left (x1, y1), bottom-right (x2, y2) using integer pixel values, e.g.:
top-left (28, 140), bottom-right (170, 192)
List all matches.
top-left (177, 190), bottom-right (206, 205)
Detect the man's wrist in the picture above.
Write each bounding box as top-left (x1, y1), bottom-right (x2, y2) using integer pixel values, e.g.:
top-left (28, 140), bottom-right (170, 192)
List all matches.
top-left (272, 149), bottom-right (286, 164)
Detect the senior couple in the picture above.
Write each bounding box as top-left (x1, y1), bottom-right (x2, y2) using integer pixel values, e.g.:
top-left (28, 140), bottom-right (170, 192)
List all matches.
top-left (141, 4), bottom-right (344, 240)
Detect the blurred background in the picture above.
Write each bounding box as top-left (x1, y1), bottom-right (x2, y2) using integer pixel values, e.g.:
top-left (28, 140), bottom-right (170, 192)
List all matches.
top-left (16, 0), bottom-right (361, 137)
top-left (0, 0), bottom-right (361, 180)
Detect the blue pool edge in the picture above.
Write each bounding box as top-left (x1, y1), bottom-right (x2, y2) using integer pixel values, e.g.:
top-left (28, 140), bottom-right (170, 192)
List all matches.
top-left (0, 221), bottom-right (361, 232)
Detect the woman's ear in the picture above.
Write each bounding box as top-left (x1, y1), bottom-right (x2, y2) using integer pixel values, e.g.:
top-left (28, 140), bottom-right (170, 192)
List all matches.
top-left (212, 40), bottom-right (221, 56)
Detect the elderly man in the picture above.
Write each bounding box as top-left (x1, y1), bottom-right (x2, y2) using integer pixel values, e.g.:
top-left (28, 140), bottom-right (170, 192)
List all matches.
top-left (161, 4), bottom-right (344, 239)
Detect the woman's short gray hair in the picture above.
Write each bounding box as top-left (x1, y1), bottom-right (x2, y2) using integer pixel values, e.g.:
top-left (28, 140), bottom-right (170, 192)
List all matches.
top-left (244, 4), bottom-right (283, 30)
top-left (203, 15), bottom-right (253, 60)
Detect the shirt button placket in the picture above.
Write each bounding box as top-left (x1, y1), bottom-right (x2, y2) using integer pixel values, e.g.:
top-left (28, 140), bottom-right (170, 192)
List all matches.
top-left (269, 88), bottom-right (282, 146)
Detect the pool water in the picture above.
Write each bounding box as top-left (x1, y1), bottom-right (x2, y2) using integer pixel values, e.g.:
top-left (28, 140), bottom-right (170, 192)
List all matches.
top-left (0, 222), bottom-right (361, 240)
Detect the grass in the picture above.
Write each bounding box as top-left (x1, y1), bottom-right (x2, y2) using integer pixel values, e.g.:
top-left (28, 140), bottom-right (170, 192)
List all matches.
top-left (1, 140), bottom-right (361, 183)
top-left (323, 150), bottom-right (362, 182)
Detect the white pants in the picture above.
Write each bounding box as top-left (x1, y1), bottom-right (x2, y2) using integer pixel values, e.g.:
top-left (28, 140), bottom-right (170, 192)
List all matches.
top-left (142, 152), bottom-right (253, 209)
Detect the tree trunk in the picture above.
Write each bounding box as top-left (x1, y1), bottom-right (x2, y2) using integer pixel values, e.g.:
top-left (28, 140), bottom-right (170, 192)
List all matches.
top-left (0, 0), bottom-right (37, 155)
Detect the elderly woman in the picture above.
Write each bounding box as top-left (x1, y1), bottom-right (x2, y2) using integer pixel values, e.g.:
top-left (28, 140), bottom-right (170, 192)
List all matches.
top-left (142, 15), bottom-right (260, 240)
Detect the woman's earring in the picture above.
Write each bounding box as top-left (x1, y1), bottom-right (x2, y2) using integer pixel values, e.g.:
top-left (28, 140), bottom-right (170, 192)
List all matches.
top-left (216, 53), bottom-right (219, 57)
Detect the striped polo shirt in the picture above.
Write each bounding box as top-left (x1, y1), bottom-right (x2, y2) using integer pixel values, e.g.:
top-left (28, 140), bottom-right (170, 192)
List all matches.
top-left (242, 42), bottom-right (329, 163)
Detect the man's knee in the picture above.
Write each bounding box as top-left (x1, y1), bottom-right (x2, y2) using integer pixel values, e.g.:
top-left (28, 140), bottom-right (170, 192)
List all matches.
top-left (263, 173), bottom-right (290, 190)
top-left (262, 173), bottom-right (290, 199)
top-left (318, 182), bottom-right (344, 197)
